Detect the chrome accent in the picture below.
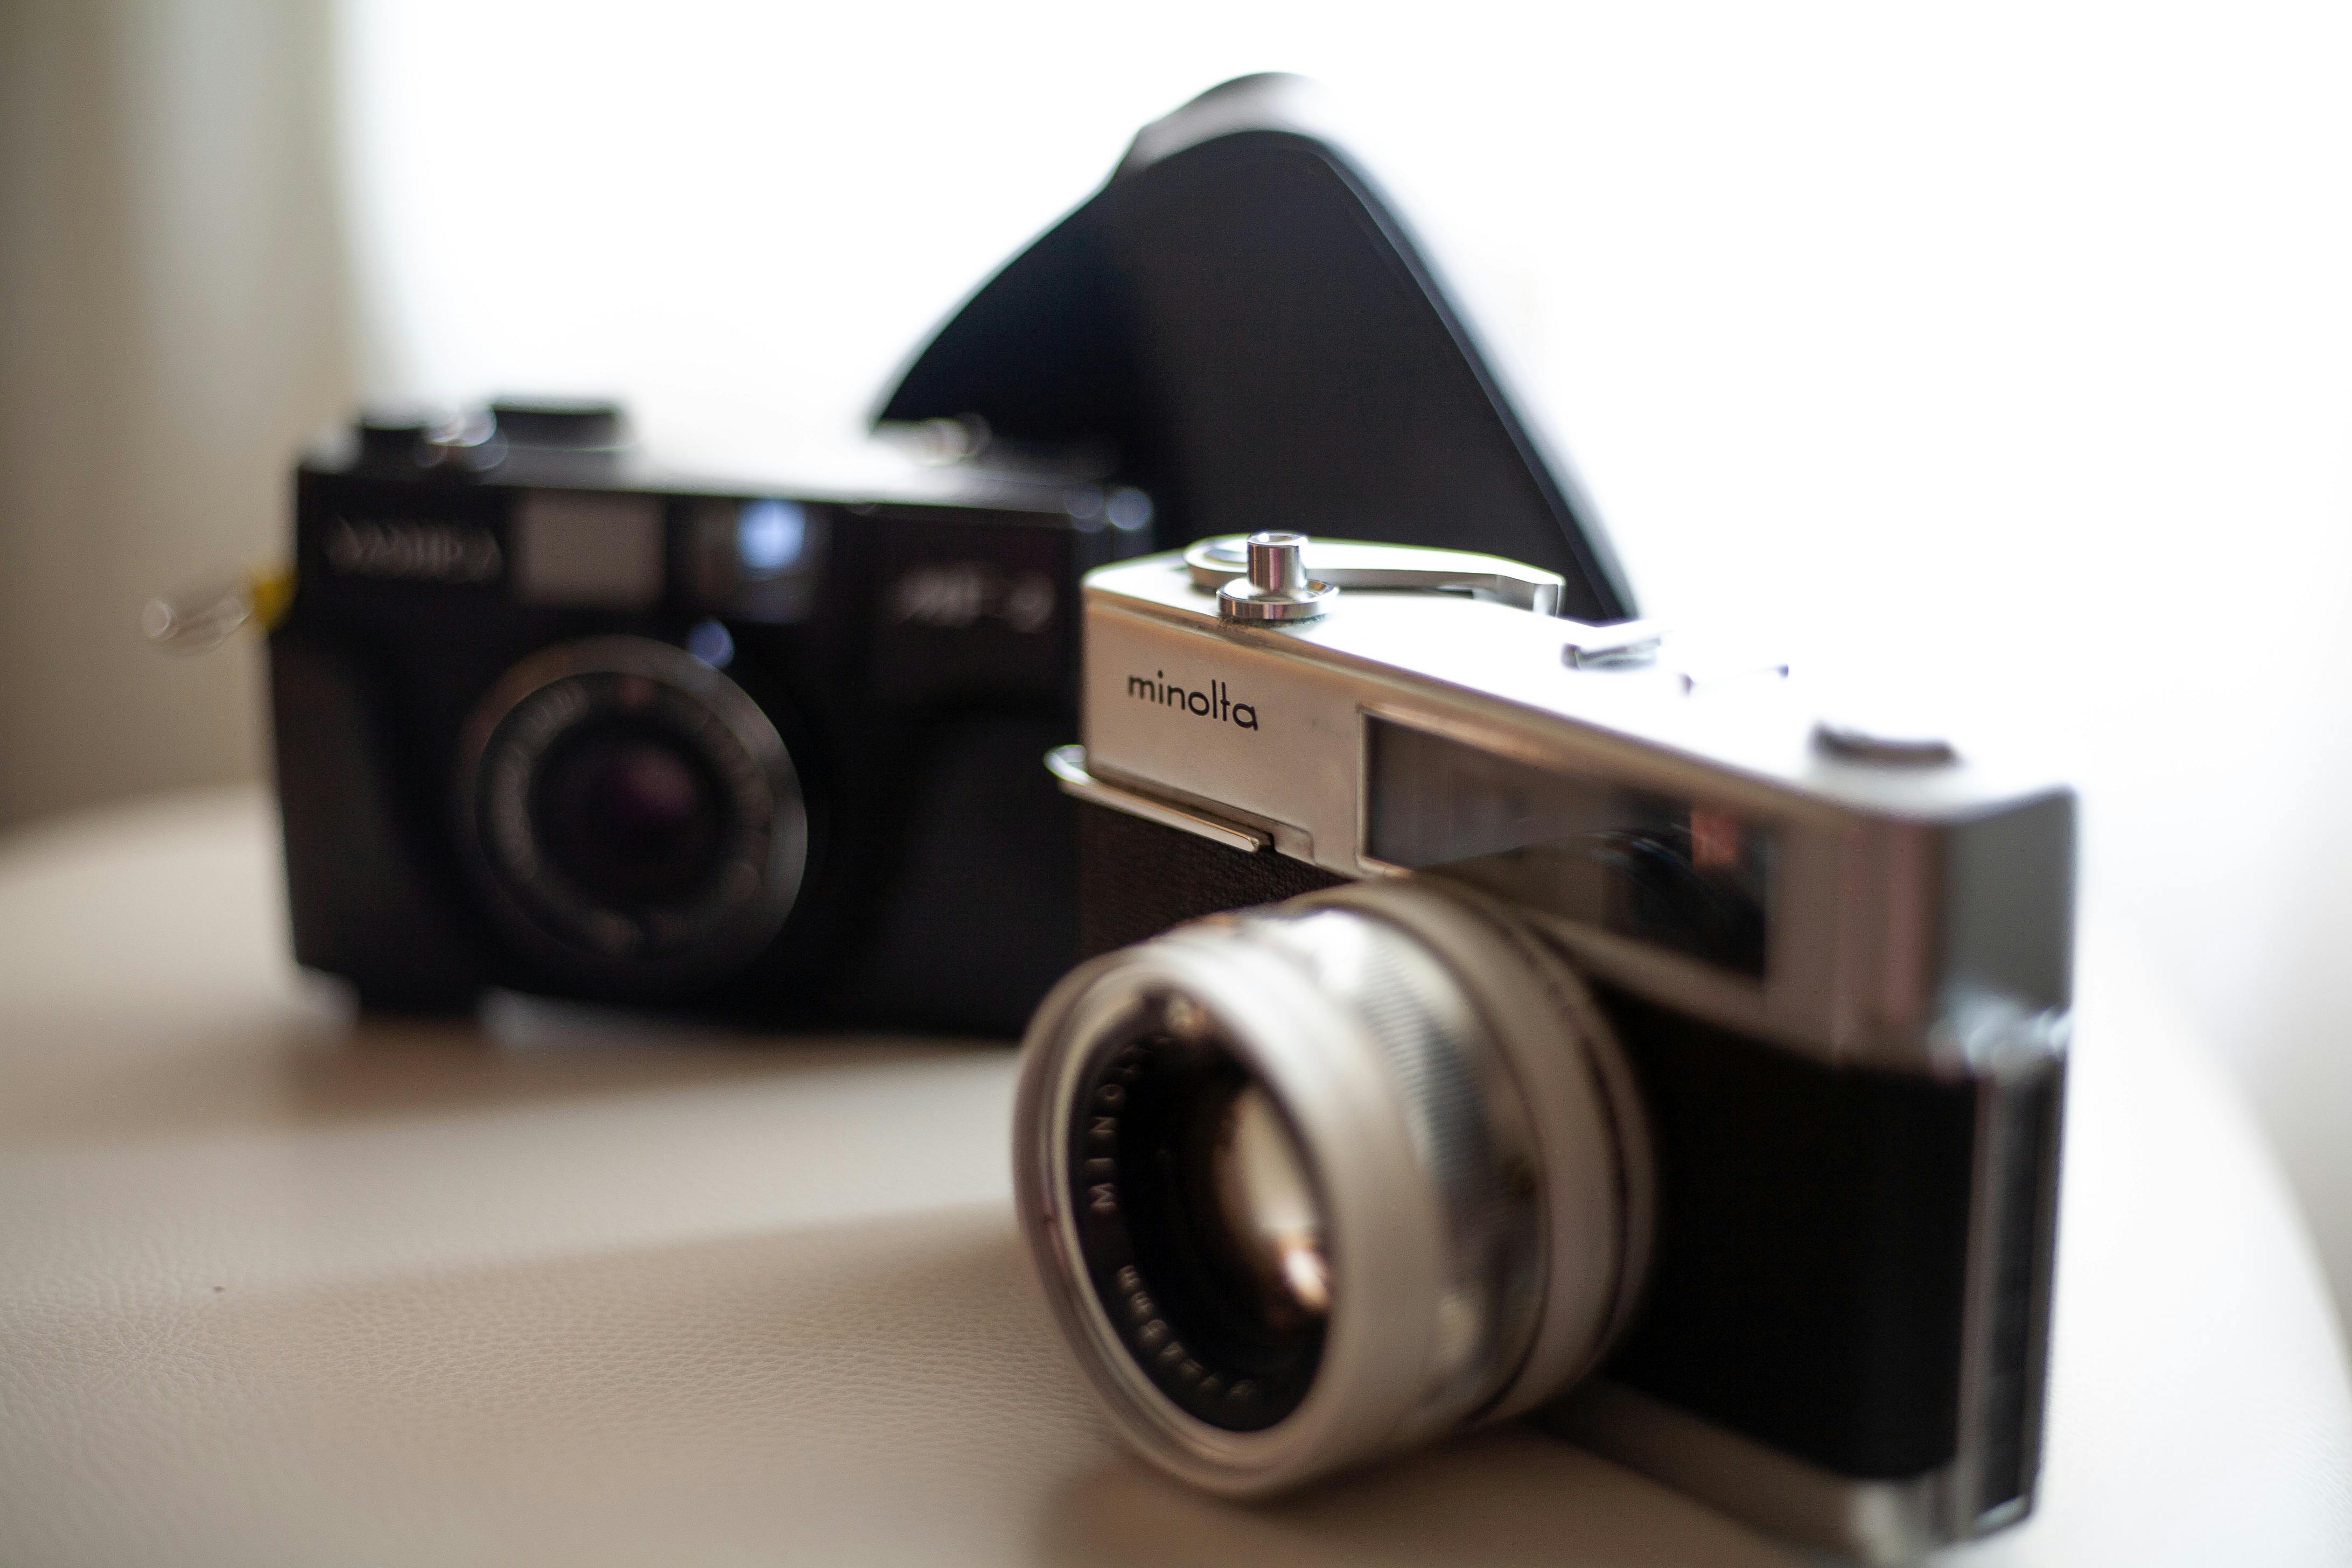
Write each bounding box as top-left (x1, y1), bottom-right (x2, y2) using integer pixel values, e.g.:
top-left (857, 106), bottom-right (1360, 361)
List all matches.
top-left (1549, 1380), bottom-right (1958, 1567)
top-left (1559, 619), bottom-right (1668, 668)
top-left (1046, 744), bottom-right (1269, 853)
top-left (1815, 717), bottom-right (1960, 765)
top-left (1184, 534), bottom-right (1565, 614)
top-left (1947, 1031), bottom-right (2067, 1534)
top-left (1213, 530), bottom-right (1340, 622)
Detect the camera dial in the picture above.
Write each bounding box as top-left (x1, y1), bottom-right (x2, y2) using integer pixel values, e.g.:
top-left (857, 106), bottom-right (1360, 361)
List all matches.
top-left (1013, 880), bottom-right (1654, 1496)
top-left (455, 635), bottom-right (806, 993)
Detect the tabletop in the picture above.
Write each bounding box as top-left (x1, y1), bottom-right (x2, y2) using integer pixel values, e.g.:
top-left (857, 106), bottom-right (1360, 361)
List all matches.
top-left (1, 789), bottom-right (2346, 1566)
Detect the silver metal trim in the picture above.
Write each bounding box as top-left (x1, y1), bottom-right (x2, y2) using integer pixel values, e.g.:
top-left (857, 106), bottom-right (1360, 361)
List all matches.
top-left (1815, 717), bottom-right (1959, 766)
top-left (1947, 1036), bottom-right (2067, 1535)
top-left (1075, 559), bottom-right (2073, 1070)
top-left (1219, 576), bottom-right (1340, 621)
top-left (1560, 619), bottom-right (1668, 668)
top-left (1212, 531), bottom-right (1341, 622)
top-left (1046, 744), bottom-right (1270, 853)
top-left (1548, 1379), bottom-right (1957, 1566)
top-left (1297, 883), bottom-right (1656, 1424)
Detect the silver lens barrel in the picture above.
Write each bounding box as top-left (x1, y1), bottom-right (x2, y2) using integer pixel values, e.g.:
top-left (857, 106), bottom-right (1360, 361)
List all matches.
top-left (1012, 879), bottom-right (1654, 1496)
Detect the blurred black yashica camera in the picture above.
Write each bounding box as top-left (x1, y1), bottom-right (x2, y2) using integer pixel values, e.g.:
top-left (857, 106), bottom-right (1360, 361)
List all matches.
top-left (271, 399), bottom-right (1151, 1032)
top-left (267, 74), bottom-right (1645, 1035)
top-left (1014, 534), bottom-right (2072, 1562)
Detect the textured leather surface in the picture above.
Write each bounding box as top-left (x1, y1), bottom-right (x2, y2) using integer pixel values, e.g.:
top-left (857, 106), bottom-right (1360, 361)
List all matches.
top-left (1077, 797), bottom-right (1345, 957)
top-left (2, 790), bottom-right (2348, 1566)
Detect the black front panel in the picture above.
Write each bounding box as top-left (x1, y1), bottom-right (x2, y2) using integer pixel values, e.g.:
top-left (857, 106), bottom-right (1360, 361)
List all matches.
top-left (827, 711), bottom-right (1083, 1037)
top-left (858, 507), bottom-right (1093, 707)
top-left (269, 636), bottom-right (493, 1012)
top-left (1594, 986), bottom-right (1979, 1480)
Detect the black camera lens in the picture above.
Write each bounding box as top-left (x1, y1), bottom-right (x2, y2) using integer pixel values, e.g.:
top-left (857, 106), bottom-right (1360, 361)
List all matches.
top-left (457, 636), bottom-right (806, 992)
top-left (533, 719), bottom-right (728, 907)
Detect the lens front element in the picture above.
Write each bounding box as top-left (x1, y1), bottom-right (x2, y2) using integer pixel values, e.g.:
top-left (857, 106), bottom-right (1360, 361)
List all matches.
top-left (534, 718), bottom-right (730, 906)
top-left (1211, 1081), bottom-right (1331, 1321)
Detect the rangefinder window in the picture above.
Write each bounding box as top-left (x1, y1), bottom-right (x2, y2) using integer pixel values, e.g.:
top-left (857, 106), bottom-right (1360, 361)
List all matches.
top-left (687, 497), bottom-right (825, 623)
top-left (1363, 715), bottom-right (1773, 977)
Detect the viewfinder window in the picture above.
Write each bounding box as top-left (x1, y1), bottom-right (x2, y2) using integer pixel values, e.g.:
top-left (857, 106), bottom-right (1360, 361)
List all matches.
top-left (1364, 716), bottom-right (1773, 977)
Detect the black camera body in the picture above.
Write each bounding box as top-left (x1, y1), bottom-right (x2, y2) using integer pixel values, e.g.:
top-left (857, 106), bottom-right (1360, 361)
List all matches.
top-left (271, 402), bottom-right (1149, 1032)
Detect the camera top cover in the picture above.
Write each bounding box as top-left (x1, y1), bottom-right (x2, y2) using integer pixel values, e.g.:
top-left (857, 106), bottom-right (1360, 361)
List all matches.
top-left (877, 74), bottom-right (1636, 625)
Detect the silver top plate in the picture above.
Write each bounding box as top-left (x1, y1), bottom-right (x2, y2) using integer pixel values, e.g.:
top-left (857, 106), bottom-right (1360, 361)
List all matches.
top-left (1075, 546), bottom-right (2074, 1070)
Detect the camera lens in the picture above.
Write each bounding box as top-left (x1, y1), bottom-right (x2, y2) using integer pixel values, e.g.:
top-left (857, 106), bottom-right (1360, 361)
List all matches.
top-left (457, 636), bottom-right (806, 992)
top-left (1013, 880), bottom-right (1653, 1497)
top-left (534, 720), bottom-right (726, 906)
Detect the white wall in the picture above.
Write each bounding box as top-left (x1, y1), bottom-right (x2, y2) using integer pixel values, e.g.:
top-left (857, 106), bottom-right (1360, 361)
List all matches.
top-left (0, 0), bottom-right (355, 825)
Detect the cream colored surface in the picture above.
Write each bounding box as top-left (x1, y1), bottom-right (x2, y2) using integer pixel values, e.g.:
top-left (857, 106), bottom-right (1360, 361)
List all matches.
top-left (0, 789), bottom-right (2346, 1566)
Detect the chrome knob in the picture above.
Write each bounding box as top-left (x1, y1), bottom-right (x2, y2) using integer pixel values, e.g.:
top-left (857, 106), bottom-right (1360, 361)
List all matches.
top-left (1218, 530), bottom-right (1339, 622)
top-left (1249, 531), bottom-right (1308, 593)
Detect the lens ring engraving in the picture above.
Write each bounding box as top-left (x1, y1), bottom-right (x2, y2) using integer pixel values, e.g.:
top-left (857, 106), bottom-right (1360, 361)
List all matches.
top-left (1065, 996), bottom-right (1328, 1431)
top-left (454, 635), bottom-right (806, 991)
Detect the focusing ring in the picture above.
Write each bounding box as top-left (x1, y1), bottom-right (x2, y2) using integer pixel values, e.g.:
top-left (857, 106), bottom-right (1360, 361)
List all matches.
top-left (453, 635), bottom-right (806, 993)
top-left (1297, 881), bottom-right (1655, 1422)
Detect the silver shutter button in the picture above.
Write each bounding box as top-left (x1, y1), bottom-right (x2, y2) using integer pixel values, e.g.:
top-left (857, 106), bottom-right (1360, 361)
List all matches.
top-left (1217, 531), bottom-right (1340, 622)
top-left (1812, 718), bottom-right (1959, 765)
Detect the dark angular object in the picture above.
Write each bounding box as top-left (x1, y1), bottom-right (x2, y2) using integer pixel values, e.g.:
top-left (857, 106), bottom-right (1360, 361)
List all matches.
top-left (880, 74), bottom-right (1635, 624)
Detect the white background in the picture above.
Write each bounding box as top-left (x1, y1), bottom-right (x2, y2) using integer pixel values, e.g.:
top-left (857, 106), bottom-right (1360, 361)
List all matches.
top-left (338, 2), bottom-right (2352, 1305)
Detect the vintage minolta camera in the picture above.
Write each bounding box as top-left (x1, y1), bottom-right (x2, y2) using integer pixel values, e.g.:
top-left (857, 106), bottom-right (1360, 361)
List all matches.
top-left (1013, 534), bottom-right (2071, 1562)
top-left (270, 400), bottom-right (1149, 1031)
